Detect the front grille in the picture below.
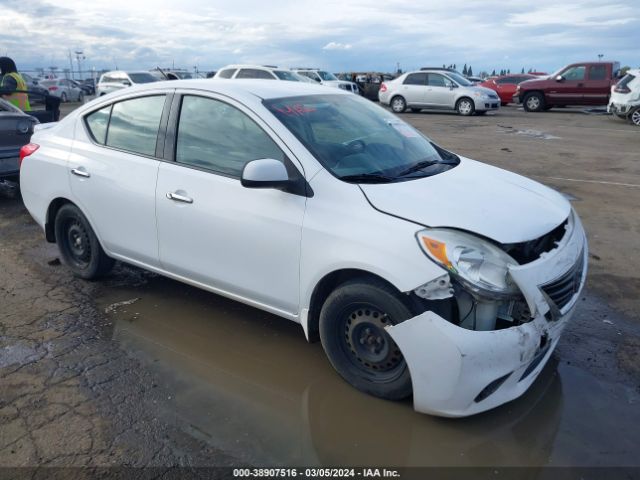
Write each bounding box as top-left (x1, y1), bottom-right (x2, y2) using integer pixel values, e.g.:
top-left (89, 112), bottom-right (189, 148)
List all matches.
top-left (540, 251), bottom-right (585, 311)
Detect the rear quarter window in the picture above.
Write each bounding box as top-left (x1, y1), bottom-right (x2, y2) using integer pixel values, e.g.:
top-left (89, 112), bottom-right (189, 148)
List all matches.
top-left (84, 105), bottom-right (112, 144)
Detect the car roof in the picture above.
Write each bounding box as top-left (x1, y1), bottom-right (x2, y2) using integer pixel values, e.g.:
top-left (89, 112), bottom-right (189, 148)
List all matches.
top-left (218, 64), bottom-right (289, 71)
top-left (85, 79), bottom-right (343, 102)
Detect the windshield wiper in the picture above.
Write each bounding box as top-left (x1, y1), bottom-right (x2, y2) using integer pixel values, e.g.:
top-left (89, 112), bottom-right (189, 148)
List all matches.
top-left (397, 157), bottom-right (458, 177)
top-left (339, 173), bottom-right (396, 184)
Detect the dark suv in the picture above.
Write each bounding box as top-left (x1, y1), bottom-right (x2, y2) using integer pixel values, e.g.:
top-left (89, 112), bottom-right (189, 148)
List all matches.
top-left (514, 61), bottom-right (621, 111)
top-left (0, 98), bottom-right (37, 181)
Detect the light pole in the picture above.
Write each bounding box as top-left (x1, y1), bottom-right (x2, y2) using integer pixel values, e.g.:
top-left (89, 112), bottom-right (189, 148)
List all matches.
top-left (75, 50), bottom-right (85, 80)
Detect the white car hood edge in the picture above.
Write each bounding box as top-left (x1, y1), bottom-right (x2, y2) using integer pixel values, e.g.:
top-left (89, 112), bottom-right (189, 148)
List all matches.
top-left (359, 157), bottom-right (571, 244)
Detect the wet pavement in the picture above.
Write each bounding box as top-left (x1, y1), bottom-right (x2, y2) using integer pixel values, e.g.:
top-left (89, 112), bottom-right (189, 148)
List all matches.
top-left (2, 105), bottom-right (640, 469)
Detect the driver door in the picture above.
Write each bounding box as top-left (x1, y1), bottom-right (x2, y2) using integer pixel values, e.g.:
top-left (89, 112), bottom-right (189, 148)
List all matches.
top-left (549, 65), bottom-right (586, 104)
top-left (424, 73), bottom-right (457, 109)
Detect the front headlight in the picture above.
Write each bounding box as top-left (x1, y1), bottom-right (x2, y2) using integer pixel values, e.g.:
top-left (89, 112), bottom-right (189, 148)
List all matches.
top-left (473, 91), bottom-right (489, 98)
top-left (416, 229), bottom-right (520, 297)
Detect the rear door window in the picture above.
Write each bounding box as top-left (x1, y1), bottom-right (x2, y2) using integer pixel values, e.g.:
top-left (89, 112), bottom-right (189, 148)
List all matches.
top-left (588, 65), bottom-right (607, 81)
top-left (403, 73), bottom-right (427, 85)
top-left (218, 69), bottom-right (237, 79)
top-left (105, 95), bottom-right (166, 156)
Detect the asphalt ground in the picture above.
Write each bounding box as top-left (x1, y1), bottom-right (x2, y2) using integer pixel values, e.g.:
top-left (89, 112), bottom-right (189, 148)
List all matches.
top-left (1, 100), bottom-right (638, 472)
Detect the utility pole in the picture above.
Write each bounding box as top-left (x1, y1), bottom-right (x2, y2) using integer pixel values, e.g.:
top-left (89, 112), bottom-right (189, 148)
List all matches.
top-left (68, 50), bottom-right (74, 80)
top-left (75, 50), bottom-right (85, 80)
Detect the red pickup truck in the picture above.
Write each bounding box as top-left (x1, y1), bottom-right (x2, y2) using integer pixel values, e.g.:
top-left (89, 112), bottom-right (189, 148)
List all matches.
top-left (514, 61), bottom-right (621, 112)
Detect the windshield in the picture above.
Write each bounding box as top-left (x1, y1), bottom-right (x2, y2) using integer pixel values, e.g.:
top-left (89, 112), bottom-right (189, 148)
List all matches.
top-left (274, 70), bottom-right (301, 81)
top-left (128, 73), bottom-right (158, 84)
top-left (318, 71), bottom-right (338, 81)
top-left (264, 94), bottom-right (459, 183)
top-left (445, 72), bottom-right (472, 86)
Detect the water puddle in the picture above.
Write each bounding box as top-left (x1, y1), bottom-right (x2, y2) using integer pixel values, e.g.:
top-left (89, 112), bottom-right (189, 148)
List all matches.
top-left (98, 274), bottom-right (640, 467)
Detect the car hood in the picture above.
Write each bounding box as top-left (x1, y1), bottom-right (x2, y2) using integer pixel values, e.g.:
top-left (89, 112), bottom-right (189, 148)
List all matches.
top-left (359, 158), bottom-right (570, 244)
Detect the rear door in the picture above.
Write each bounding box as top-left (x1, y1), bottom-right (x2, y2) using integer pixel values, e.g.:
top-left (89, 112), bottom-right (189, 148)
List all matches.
top-left (155, 92), bottom-right (306, 314)
top-left (424, 73), bottom-right (457, 108)
top-left (400, 73), bottom-right (427, 106)
top-left (69, 93), bottom-right (171, 266)
top-left (583, 64), bottom-right (610, 105)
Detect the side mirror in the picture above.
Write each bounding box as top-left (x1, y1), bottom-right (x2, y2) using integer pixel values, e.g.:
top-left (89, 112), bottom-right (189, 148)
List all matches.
top-left (241, 159), bottom-right (290, 190)
top-left (555, 75), bottom-right (564, 82)
top-left (122, 80), bottom-right (131, 86)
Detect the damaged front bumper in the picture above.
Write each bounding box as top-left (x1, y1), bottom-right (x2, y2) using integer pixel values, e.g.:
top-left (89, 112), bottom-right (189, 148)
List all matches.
top-left (388, 214), bottom-right (588, 417)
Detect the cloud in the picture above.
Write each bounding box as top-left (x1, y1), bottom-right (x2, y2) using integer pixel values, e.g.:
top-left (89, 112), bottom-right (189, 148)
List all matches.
top-left (322, 42), bottom-right (353, 51)
top-left (1, 0), bottom-right (637, 75)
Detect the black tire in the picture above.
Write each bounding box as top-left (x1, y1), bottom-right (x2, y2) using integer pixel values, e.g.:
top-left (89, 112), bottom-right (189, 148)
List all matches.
top-left (78, 92), bottom-right (84, 103)
top-left (501, 102), bottom-right (508, 107)
top-left (410, 108), bottom-right (421, 113)
top-left (630, 107), bottom-right (640, 126)
top-left (60, 92), bottom-right (68, 103)
top-left (54, 204), bottom-right (114, 279)
top-left (456, 97), bottom-right (475, 116)
top-left (390, 95), bottom-right (406, 113)
top-left (523, 92), bottom-right (545, 112)
top-left (319, 279), bottom-right (413, 400)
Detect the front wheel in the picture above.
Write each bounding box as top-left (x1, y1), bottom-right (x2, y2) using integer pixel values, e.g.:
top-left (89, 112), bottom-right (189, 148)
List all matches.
top-left (456, 97), bottom-right (475, 116)
top-left (390, 96), bottom-right (406, 113)
top-left (319, 279), bottom-right (413, 400)
top-left (523, 92), bottom-right (545, 112)
top-left (60, 92), bottom-right (68, 103)
top-left (54, 204), bottom-right (114, 279)
top-left (630, 108), bottom-right (640, 126)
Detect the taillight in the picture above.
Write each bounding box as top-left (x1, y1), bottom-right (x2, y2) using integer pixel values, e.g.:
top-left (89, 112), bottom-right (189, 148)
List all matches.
top-left (48, 86), bottom-right (58, 91)
top-left (380, 83), bottom-right (387, 93)
top-left (19, 143), bottom-right (39, 168)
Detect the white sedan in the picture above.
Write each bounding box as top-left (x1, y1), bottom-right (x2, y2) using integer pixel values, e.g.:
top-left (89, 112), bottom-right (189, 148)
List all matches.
top-left (19, 80), bottom-right (587, 417)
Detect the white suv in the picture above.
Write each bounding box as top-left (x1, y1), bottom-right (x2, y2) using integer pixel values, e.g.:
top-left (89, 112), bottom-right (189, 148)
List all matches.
top-left (379, 69), bottom-right (500, 116)
top-left (293, 69), bottom-right (359, 93)
top-left (608, 69), bottom-right (640, 126)
top-left (214, 65), bottom-right (311, 83)
top-left (96, 71), bottom-right (158, 96)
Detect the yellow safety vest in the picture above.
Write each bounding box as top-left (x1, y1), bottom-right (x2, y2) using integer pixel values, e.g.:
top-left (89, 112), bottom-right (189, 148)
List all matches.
top-left (1, 72), bottom-right (31, 111)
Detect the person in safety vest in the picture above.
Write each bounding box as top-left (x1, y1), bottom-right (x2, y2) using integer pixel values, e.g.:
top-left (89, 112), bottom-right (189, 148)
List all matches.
top-left (0, 57), bottom-right (31, 112)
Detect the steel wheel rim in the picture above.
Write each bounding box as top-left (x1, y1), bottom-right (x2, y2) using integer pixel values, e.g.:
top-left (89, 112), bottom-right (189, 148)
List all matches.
top-left (631, 110), bottom-right (640, 126)
top-left (527, 96), bottom-right (540, 110)
top-left (65, 219), bottom-right (91, 268)
top-left (459, 100), bottom-right (472, 115)
top-left (340, 304), bottom-right (405, 382)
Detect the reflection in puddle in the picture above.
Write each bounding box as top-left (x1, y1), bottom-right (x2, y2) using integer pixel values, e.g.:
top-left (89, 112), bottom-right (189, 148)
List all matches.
top-left (99, 274), bottom-right (638, 466)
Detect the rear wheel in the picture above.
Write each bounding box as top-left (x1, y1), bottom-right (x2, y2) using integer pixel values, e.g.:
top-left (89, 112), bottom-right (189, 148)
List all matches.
top-left (390, 96), bottom-right (406, 113)
top-left (523, 92), bottom-right (545, 112)
top-left (319, 279), bottom-right (413, 400)
top-left (630, 108), bottom-right (640, 126)
top-left (456, 97), bottom-right (475, 116)
top-left (54, 204), bottom-right (114, 279)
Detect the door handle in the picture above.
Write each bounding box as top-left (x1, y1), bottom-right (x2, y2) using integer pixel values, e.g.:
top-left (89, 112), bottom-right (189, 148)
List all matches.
top-left (166, 192), bottom-right (193, 204)
top-left (71, 168), bottom-right (90, 178)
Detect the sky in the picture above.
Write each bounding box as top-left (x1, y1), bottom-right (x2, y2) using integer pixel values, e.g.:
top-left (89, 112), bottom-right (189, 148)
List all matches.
top-left (1, 0), bottom-right (638, 76)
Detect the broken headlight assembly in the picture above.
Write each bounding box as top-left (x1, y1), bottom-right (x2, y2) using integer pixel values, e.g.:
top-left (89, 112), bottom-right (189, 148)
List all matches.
top-left (416, 229), bottom-right (520, 299)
